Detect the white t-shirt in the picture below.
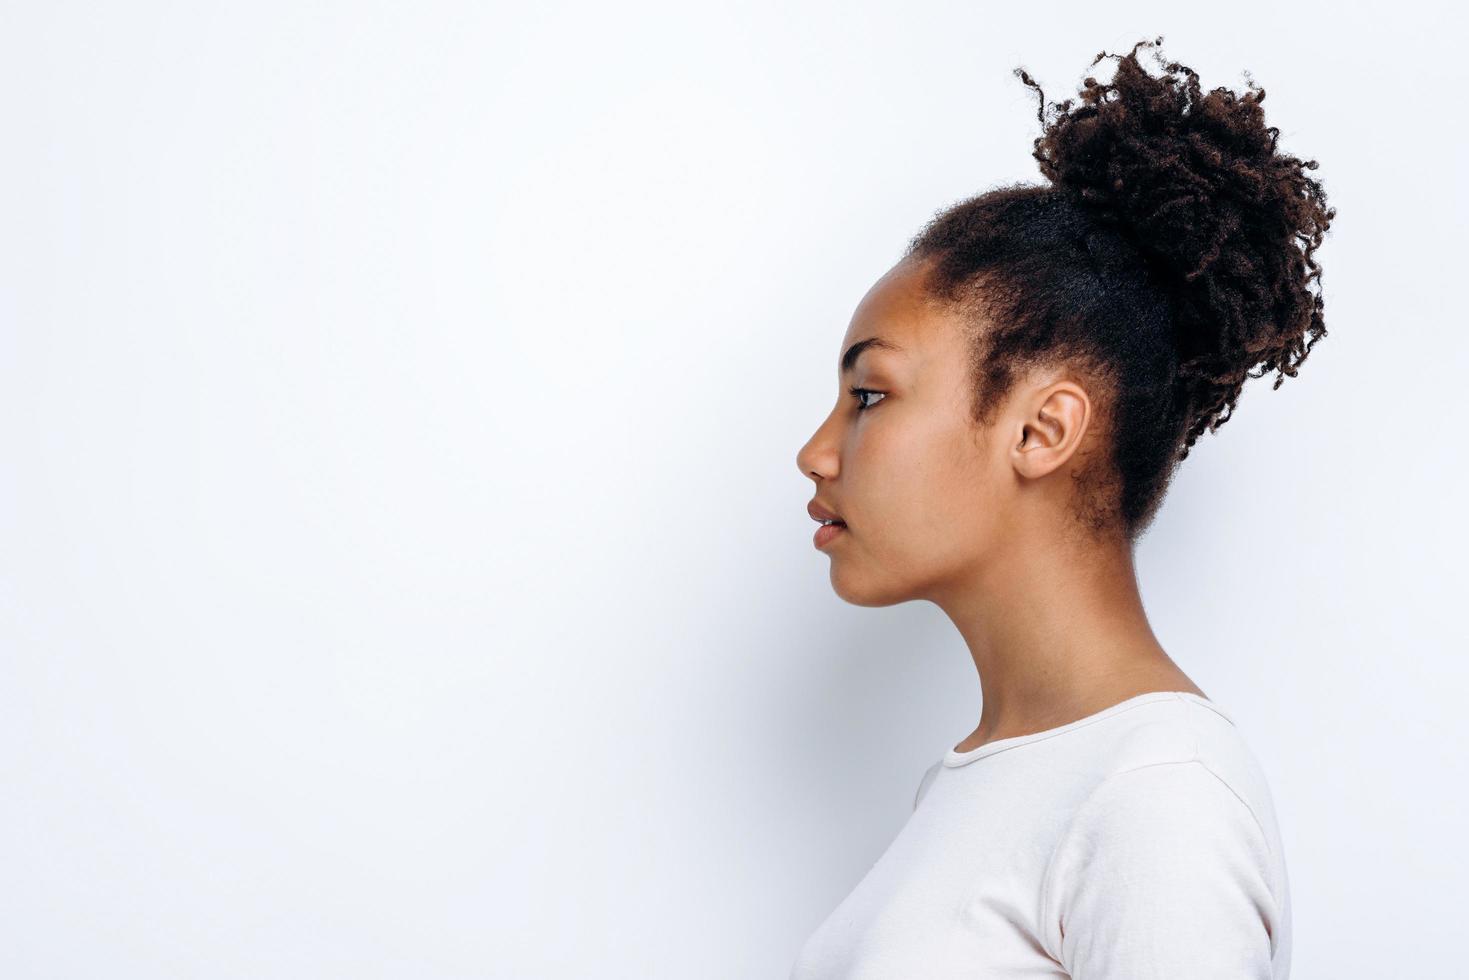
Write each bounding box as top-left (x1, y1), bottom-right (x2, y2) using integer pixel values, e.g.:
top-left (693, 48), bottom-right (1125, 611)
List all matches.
top-left (788, 691), bottom-right (1291, 979)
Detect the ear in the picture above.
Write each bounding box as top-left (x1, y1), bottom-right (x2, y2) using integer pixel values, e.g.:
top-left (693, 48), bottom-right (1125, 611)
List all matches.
top-left (1011, 379), bottom-right (1091, 480)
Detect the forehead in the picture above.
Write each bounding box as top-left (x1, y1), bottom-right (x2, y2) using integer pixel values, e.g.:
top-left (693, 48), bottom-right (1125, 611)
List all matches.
top-left (840, 258), bottom-right (965, 360)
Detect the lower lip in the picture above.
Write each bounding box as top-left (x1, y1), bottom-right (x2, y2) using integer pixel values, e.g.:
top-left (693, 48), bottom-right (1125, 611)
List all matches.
top-left (813, 523), bottom-right (847, 548)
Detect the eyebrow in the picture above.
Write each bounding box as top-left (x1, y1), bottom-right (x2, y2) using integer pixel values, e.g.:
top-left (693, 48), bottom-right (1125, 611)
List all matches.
top-left (841, 336), bottom-right (905, 375)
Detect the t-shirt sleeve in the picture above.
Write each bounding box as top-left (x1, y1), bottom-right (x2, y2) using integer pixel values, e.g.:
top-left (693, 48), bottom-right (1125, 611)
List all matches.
top-left (1040, 760), bottom-right (1283, 979)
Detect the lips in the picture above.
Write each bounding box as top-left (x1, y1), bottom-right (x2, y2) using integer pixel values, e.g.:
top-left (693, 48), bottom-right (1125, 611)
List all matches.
top-left (813, 521), bottom-right (846, 549)
top-left (807, 500), bottom-right (846, 527)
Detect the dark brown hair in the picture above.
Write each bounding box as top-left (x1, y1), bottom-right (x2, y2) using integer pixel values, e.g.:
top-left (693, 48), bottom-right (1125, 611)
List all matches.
top-left (903, 36), bottom-right (1335, 538)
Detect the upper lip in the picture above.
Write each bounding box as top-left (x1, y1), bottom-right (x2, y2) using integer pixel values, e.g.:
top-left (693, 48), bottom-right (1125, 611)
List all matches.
top-left (807, 500), bottom-right (846, 525)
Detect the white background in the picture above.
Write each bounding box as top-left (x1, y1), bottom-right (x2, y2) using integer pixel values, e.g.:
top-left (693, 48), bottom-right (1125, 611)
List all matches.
top-left (3, 2), bottom-right (1464, 977)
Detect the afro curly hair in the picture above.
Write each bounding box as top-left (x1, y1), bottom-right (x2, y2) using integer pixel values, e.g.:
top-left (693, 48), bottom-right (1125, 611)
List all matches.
top-left (903, 35), bottom-right (1335, 538)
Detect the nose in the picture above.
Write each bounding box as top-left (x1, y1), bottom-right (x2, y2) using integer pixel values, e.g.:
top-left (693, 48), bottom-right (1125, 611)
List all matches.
top-left (796, 413), bottom-right (840, 483)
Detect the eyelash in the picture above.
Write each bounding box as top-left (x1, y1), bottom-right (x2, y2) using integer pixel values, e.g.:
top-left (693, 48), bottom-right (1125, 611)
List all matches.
top-left (848, 385), bottom-right (885, 412)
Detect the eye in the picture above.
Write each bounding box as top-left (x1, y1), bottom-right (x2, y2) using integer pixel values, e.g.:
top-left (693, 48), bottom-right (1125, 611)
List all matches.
top-left (847, 385), bottom-right (886, 412)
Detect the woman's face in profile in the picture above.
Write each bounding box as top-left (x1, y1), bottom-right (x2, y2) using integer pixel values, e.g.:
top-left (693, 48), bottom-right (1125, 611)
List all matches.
top-left (796, 258), bottom-right (1011, 607)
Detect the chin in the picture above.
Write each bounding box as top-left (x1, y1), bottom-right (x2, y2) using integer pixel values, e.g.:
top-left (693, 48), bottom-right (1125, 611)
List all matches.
top-left (828, 564), bottom-right (918, 608)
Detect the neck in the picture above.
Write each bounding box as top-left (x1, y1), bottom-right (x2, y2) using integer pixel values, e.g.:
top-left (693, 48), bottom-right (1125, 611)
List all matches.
top-left (930, 523), bottom-right (1203, 752)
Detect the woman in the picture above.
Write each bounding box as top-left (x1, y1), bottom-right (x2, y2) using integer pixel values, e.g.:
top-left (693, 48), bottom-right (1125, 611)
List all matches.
top-left (790, 37), bottom-right (1332, 979)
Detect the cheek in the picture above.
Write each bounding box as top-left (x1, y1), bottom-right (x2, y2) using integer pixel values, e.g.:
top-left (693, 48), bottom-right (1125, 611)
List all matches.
top-left (855, 420), bottom-right (988, 539)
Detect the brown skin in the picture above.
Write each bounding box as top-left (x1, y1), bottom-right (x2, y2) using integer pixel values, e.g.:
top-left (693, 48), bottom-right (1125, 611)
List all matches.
top-left (796, 255), bottom-right (1206, 754)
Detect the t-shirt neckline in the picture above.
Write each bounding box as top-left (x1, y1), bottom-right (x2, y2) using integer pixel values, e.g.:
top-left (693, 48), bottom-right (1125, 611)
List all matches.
top-left (942, 691), bottom-right (1231, 768)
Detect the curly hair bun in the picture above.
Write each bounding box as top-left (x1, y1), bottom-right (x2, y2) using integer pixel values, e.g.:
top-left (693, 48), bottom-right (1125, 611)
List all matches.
top-left (1017, 36), bottom-right (1336, 447)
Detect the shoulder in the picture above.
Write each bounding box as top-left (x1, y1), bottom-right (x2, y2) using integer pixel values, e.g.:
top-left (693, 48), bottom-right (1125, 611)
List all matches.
top-left (1039, 758), bottom-right (1287, 972)
top-left (1051, 758), bottom-right (1275, 868)
top-left (1081, 694), bottom-right (1282, 846)
top-left (1075, 694), bottom-right (1287, 879)
top-left (1036, 696), bottom-right (1291, 972)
